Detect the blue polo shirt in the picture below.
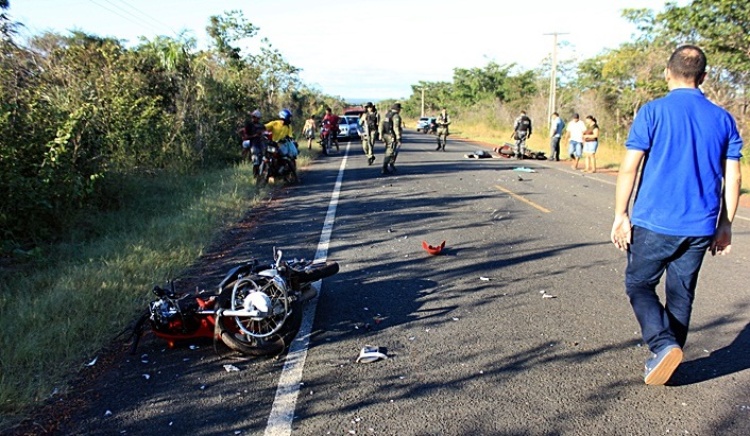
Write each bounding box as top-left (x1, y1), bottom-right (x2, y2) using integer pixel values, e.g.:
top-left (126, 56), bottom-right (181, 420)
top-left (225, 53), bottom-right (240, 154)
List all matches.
top-left (626, 88), bottom-right (743, 237)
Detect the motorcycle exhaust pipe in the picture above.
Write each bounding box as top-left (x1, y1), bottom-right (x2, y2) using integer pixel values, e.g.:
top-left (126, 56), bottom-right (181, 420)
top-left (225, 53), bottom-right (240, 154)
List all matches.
top-left (210, 308), bottom-right (272, 318)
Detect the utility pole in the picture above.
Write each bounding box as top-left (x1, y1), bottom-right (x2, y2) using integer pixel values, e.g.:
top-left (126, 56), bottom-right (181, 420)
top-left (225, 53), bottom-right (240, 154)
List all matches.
top-left (544, 32), bottom-right (568, 123)
top-left (420, 87), bottom-right (426, 117)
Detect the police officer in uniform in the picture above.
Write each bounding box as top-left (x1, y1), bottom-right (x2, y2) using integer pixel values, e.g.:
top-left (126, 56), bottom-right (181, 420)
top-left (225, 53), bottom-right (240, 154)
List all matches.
top-left (436, 107), bottom-right (450, 151)
top-left (360, 102), bottom-right (380, 165)
top-left (511, 110), bottom-right (533, 159)
top-left (380, 103), bottom-right (402, 174)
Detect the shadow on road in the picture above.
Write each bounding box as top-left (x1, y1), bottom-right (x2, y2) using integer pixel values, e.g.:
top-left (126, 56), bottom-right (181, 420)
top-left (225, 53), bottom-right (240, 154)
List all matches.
top-left (669, 323), bottom-right (750, 386)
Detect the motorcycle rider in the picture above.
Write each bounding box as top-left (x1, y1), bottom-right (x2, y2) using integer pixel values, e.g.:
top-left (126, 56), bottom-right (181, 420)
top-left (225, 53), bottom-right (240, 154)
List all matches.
top-left (380, 103), bottom-right (403, 175)
top-left (264, 108), bottom-right (298, 173)
top-left (240, 109), bottom-right (266, 177)
top-left (360, 102), bottom-right (380, 165)
top-left (511, 110), bottom-right (533, 159)
top-left (436, 107), bottom-right (450, 151)
top-left (265, 108), bottom-right (295, 142)
top-left (321, 107), bottom-right (340, 152)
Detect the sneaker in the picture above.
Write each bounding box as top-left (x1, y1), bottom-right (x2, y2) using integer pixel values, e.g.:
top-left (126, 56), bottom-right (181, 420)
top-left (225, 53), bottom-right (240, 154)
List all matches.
top-left (368, 156), bottom-right (375, 166)
top-left (644, 345), bottom-right (683, 385)
top-left (389, 163), bottom-right (396, 172)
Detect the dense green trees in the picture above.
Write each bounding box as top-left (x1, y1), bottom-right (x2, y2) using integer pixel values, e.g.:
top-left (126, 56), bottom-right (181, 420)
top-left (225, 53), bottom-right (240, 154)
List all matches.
top-left (0, 8), bottom-right (334, 247)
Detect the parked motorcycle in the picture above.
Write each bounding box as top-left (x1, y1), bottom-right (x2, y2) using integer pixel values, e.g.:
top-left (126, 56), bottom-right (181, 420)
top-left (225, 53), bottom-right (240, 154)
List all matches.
top-left (424, 120), bottom-right (438, 135)
top-left (257, 137), bottom-right (298, 186)
top-left (132, 248), bottom-right (339, 356)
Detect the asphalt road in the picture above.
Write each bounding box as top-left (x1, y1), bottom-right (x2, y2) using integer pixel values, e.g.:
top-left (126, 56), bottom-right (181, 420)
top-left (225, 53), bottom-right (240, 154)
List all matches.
top-left (57, 132), bottom-right (750, 436)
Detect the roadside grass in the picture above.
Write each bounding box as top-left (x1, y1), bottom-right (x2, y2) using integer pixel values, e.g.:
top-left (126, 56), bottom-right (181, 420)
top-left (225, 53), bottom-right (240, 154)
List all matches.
top-left (0, 150), bottom-right (314, 428)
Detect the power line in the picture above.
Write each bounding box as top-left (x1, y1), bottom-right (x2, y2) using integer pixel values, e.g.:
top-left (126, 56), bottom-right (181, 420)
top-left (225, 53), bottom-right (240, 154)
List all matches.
top-left (109, 0), bottom-right (181, 37)
top-left (86, 0), bottom-right (164, 37)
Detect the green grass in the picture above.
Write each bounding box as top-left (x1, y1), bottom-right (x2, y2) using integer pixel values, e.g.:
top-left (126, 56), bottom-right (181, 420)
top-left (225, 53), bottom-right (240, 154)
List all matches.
top-left (0, 150), bottom-right (314, 428)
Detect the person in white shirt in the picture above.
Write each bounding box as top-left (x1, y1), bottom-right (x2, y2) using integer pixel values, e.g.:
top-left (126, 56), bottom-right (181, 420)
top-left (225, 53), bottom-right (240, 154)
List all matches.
top-left (565, 113), bottom-right (587, 170)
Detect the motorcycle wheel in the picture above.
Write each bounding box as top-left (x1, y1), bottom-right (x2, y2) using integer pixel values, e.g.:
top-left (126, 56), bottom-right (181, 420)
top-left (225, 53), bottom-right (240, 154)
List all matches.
top-left (216, 277), bottom-right (299, 356)
top-left (284, 162), bottom-right (299, 184)
top-left (257, 162), bottom-right (270, 186)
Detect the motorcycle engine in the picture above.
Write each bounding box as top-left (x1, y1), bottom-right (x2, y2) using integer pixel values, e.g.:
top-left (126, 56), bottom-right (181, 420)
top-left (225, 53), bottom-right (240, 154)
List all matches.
top-left (149, 296), bottom-right (199, 332)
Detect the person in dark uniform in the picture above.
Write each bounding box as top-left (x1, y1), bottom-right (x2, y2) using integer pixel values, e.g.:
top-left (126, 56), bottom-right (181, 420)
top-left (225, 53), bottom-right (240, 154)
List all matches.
top-left (379, 103), bottom-right (402, 175)
top-left (511, 110), bottom-right (533, 159)
top-left (435, 107), bottom-right (450, 151)
top-left (360, 102), bottom-right (380, 165)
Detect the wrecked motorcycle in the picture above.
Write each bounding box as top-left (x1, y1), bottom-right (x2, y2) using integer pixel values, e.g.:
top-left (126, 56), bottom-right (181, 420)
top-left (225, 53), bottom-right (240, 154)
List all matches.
top-left (132, 248), bottom-right (339, 356)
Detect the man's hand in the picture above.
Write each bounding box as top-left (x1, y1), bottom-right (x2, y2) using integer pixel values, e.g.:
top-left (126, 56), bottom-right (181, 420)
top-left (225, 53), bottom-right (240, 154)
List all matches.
top-left (611, 213), bottom-right (632, 251)
top-left (710, 221), bottom-right (733, 256)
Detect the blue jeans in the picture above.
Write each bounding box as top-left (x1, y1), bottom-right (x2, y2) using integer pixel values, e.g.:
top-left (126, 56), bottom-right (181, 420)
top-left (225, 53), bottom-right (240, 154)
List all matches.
top-left (625, 226), bottom-right (711, 353)
top-left (568, 140), bottom-right (582, 158)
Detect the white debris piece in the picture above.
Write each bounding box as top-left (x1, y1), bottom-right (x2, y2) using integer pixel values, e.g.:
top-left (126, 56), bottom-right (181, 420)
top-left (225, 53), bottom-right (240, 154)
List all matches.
top-left (223, 364), bottom-right (240, 372)
top-left (86, 357), bottom-right (98, 367)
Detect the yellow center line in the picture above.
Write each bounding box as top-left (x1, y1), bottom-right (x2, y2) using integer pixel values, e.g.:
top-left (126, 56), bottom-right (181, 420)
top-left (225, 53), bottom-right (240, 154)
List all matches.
top-left (495, 185), bottom-right (551, 213)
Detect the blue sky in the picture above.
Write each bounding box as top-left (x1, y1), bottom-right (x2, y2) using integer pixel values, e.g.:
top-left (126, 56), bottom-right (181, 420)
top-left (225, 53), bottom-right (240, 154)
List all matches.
top-left (9, 0), bottom-right (684, 101)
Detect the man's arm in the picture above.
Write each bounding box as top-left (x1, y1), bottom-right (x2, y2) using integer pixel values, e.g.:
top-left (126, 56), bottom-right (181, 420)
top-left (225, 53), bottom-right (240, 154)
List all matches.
top-left (711, 159), bottom-right (742, 255)
top-left (611, 149), bottom-right (645, 251)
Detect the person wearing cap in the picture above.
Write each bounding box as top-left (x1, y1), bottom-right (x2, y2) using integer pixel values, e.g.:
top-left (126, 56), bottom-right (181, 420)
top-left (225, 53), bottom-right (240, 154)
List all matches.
top-left (360, 102), bottom-right (380, 165)
top-left (379, 103), bottom-right (403, 174)
top-left (435, 107), bottom-right (451, 151)
top-left (565, 113), bottom-right (586, 170)
top-left (240, 109), bottom-right (265, 176)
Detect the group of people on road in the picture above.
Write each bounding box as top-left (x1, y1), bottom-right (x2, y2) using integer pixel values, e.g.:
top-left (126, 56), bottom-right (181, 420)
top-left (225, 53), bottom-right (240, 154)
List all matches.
top-left (240, 108), bottom-right (297, 177)
top-left (557, 112), bottom-right (599, 172)
top-left (509, 109), bottom-right (599, 173)
top-left (237, 45), bottom-right (743, 388)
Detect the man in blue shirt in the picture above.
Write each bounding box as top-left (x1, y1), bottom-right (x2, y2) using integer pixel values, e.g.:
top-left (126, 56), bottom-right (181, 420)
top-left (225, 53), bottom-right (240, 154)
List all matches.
top-left (611, 45), bottom-right (743, 386)
top-left (548, 112), bottom-right (565, 161)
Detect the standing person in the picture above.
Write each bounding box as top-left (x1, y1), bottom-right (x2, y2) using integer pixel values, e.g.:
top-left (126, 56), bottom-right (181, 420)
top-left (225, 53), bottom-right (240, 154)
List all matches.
top-left (510, 110), bottom-right (532, 159)
top-left (322, 107), bottom-right (340, 152)
top-left (548, 112), bottom-right (565, 161)
top-left (360, 102), bottom-right (379, 165)
top-left (435, 107), bottom-right (451, 151)
top-left (380, 103), bottom-right (403, 175)
top-left (302, 114), bottom-right (317, 150)
top-left (610, 45), bottom-right (742, 386)
top-left (565, 113), bottom-right (586, 169)
top-left (240, 109), bottom-right (265, 177)
top-left (582, 115), bottom-right (600, 173)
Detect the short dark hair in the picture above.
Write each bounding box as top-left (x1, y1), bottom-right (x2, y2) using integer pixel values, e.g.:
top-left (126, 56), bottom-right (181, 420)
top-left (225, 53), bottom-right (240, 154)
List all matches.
top-left (667, 45), bottom-right (707, 84)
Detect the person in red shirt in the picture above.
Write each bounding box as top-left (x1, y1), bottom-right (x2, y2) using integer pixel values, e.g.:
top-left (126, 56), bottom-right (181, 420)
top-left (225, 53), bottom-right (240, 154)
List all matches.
top-left (321, 107), bottom-right (340, 152)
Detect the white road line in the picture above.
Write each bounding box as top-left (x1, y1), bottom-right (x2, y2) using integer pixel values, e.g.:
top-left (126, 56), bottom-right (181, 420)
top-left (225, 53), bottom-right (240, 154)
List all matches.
top-left (264, 144), bottom-right (350, 436)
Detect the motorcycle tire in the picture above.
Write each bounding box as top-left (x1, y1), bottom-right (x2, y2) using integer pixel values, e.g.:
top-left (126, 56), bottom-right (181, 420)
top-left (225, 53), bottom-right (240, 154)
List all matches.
top-left (217, 315), bottom-right (287, 356)
top-left (216, 276), bottom-right (298, 356)
top-left (257, 163), bottom-right (271, 186)
top-left (284, 170), bottom-right (298, 184)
